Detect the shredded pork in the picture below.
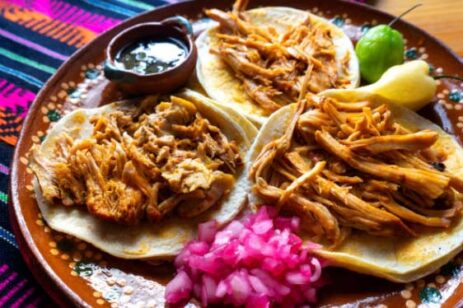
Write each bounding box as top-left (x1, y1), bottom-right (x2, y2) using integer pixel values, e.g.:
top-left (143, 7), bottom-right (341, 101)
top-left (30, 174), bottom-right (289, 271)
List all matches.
top-left (206, 0), bottom-right (351, 114)
top-left (249, 93), bottom-right (463, 246)
top-left (32, 96), bottom-right (242, 225)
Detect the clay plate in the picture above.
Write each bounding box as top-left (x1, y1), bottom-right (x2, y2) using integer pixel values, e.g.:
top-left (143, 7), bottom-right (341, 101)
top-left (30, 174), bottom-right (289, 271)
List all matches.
top-left (9, 0), bottom-right (463, 307)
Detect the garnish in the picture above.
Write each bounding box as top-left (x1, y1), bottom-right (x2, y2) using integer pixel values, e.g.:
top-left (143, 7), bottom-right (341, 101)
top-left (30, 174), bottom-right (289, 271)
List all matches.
top-left (165, 206), bottom-right (324, 307)
top-left (350, 60), bottom-right (437, 111)
top-left (355, 4), bottom-right (422, 83)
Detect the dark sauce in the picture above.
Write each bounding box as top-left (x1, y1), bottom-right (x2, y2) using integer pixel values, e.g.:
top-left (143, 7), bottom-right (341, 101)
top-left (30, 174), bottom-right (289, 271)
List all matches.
top-left (115, 38), bottom-right (187, 75)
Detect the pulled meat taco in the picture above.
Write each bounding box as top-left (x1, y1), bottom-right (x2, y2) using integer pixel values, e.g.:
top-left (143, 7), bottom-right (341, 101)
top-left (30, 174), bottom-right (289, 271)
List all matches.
top-left (247, 89), bottom-right (463, 282)
top-left (196, 1), bottom-right (359, 126)
top-left (31, 89), bottom-right (257, 260)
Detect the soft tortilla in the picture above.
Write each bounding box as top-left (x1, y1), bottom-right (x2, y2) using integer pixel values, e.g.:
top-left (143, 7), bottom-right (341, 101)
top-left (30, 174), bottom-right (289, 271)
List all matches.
top-left (196, 6), bottom-right (360, 126)
top-left (33, 89), bottom-right (257, 260)
top-left (246, 90), bottom-right (463, 282)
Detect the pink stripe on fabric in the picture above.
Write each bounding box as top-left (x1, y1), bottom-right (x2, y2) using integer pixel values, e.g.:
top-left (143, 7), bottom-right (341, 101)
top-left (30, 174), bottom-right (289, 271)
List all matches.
top-left (54, 3), bottom-right (79, 22)
top-left (0, 264), bottom-right (9, 276)
top-left (0, 79), bottom-right (36, 117)
top-left (10, 288), bottom-right (35, 308)
top-left (1, 84), bottom-right (14, 95)
top-left (0, 164), bottom-right (9, 175)
top-left (0, 272), bottom-right (18, 292)
top-left (0, 29), bottom-right (67, 61)
top-left (8, 0), bottom-right (120, 33)
top-left (0, 279), bottom-right (27, 306)
top-left (75, 11), bottom-right (92, 25)
top-left (58, 4), bottom-right (80, 23)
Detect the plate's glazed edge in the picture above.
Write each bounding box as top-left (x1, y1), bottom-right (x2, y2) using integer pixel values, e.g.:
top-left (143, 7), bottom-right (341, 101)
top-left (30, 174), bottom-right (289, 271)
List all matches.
top-left (8, 0), bottom-right (463, 306)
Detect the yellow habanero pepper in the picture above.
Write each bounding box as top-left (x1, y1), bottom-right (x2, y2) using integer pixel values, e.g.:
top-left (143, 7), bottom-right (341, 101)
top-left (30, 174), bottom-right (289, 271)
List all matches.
top-left (321, 60), bottom-right (436, 111)
top-left (361, 60), bottom-right (437, 110)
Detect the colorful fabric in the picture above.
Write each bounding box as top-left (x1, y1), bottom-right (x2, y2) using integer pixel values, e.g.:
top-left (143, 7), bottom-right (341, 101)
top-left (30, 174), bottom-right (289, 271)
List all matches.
top-left (0, 0), bottom-right (169, 306)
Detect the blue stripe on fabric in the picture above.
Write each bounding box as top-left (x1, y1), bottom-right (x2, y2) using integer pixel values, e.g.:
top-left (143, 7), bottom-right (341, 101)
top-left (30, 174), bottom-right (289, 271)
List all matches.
top-left (113, 0), bottom-right (154, 11)
top-left (0, 64), bottom-right (43, 88)
top-left (0, 54), bottom-right (51, 84)
top-left (80, 0), bottom-right (138, 17)
top-left (0, 37), bottom-right (62, 69)
top-left (0, 20), bottom-right (77, 57)
top-left (0, 48), bottom-right (56, 74)
top-left (0, 227), bottom-right (18, 249)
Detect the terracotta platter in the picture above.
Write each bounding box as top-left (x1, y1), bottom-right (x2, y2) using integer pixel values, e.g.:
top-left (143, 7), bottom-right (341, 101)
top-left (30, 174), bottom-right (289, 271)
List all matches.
top-left (9, 0), bottom-right (463, 306)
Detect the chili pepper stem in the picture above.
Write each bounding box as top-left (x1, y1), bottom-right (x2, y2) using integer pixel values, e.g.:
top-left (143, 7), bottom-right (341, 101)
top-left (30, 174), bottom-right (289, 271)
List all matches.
top-left (388, 4), bottom-right (423, 27)
top-left (433, 75), bottom-right (463, 82)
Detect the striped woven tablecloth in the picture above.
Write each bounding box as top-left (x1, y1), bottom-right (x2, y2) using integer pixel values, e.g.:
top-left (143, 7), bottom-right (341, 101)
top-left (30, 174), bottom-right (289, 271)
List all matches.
top-left (0, 0), bottom-right (171, 306)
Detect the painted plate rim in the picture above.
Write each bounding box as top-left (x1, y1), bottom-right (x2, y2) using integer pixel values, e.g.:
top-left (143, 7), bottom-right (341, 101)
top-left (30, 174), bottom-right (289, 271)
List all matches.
top-left (8, 0), bottom-right (463, 306)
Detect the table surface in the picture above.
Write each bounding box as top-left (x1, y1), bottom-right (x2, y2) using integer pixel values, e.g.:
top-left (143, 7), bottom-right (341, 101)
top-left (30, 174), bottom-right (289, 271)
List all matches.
top-left (375, 0), bottom-right (463, 57)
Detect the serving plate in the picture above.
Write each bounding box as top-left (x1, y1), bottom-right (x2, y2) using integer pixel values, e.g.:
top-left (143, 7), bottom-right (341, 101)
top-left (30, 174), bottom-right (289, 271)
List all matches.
top-left (9, 0), bottom-right (463, 306)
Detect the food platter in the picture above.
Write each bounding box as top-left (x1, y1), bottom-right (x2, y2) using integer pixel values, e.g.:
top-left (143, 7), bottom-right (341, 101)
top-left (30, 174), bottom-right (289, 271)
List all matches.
top-left (9, 0), bottom-right (463, 306)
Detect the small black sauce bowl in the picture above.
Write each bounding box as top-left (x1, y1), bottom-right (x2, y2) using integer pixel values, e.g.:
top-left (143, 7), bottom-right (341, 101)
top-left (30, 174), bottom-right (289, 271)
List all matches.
top-left (104, 16), bottom-right (197, 95)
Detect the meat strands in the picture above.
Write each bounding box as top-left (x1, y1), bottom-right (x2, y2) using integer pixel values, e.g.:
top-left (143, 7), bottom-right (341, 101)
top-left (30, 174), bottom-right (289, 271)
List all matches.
top-left (250, 92), bottom-right (463, 247)
top-left (31, 96), bottom-right (242, 225)
top-left (206, 0), bottom-right (352, 114)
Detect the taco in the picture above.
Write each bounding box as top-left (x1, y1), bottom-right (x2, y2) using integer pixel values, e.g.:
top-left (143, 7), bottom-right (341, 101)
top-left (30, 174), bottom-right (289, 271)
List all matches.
top-left (30, 89), bottom-right (257, 260)
top-left (246, 89), bottom-right (463, 282)
top-left (196, 1), bottom-right (360, 126)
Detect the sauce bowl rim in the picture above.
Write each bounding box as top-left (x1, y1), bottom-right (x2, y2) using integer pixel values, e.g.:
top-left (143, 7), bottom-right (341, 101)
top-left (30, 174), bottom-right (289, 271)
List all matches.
top-left (105, 19), bottom-right (196, 80)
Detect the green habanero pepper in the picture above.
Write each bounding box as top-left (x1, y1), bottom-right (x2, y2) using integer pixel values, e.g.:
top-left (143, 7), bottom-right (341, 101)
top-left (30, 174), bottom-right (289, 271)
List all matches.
top-left (355, 24), bottom-right (405, 84)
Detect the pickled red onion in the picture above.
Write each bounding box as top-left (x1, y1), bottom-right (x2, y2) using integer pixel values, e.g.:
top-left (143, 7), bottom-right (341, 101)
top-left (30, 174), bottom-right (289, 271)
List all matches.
top-left (165, 206), bottom-right (324, 307)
